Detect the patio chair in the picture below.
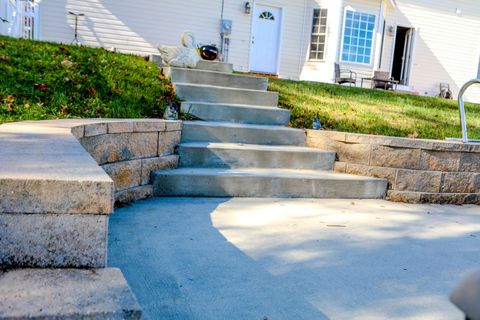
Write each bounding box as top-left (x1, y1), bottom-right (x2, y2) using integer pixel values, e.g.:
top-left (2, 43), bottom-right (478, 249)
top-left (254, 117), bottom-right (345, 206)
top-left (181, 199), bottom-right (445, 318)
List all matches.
top-left (373, 71), bottom-right (395, 90)
top-left (334, 63), bottom-right (357, 86)
top-left (439, 83), bottom-right (453, 99)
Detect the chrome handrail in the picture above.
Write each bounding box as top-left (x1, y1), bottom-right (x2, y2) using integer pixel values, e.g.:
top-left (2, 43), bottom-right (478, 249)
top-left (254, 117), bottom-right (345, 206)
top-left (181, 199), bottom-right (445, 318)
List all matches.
top-left (446, 78), bottom-right (480, 143)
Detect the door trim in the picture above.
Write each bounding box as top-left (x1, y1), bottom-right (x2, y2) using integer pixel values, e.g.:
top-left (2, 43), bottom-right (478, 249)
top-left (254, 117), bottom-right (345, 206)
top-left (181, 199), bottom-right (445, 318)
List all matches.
top-left (389, 24), bottom-right (417, 86)
top-left (248, 3), bottom-right (284, 75)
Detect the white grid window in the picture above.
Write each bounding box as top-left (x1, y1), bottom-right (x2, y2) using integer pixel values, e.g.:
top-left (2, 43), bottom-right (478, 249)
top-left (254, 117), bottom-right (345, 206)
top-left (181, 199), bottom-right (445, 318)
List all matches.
top-left (309, 8), bottom-right (328, 61)
top-left (341, 10), bottom-right (376, 64)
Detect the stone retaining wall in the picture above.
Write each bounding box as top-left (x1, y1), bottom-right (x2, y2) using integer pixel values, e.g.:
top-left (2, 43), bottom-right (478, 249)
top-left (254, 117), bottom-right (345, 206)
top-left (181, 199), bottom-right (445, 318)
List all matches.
top-left (307, 130), bottom-right (480, 204)
top-left (76, 120), bottom-right (182, 204)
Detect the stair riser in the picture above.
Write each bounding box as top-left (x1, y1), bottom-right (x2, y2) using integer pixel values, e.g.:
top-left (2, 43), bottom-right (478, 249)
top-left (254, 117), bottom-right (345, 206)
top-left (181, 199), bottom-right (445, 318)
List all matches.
top-left (196, 60), bottom-right (233, 73)
top-left (181, 103), bottom-right (290, 125)
top-left (164, 68), bottom-right (268, 91)
top-left (182, 124), bottom-right (306, 146)
top-left (175, 84), bottom-right (279, 106)
top-left (150, 55), bottom-right (233, 73)
top-left (153, 174), bottom-right (387, 199)
top-left (0, 213), bottom-right (107, 268)
top-left (178, 147), bottom-right (335, 170)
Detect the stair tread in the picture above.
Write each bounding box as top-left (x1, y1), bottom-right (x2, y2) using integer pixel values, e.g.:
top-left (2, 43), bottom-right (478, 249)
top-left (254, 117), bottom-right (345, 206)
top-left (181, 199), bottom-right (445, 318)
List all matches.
top-left (183, 120), bottom-right (300, 131)
top-left (178, 142), bottom-right (333, 154)
top-left (174, 82), bottom-right (273, 93)
top-left (156, 167), bottom-right (386, 181)
top-left (166, 67), bottom-right (266, 80)
top-left (182, 101), bottom-right (287, 111)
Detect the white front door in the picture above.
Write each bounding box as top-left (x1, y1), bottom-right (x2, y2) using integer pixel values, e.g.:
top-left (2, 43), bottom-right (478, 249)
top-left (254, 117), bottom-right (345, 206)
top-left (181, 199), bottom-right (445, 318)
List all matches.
top-left (249, 5), bottom-right (282, 74)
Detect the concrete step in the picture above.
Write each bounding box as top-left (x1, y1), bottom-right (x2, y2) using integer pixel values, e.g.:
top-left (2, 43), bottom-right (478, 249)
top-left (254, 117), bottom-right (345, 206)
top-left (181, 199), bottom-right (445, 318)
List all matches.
top-left (174, 83), bottom-right (279, 107)
top-left (181, 121), bottom-right (306, 146)
top-left (0, 268), bottom-right (141, 319)
top-left (196, 60), bottom-right (233, 73)
top-left (181, 102), bottom-right (290, 125)
top-left (152, 168), bottom-right (388, 199)
top-left (178, 142), bottom-right (335, 170)
top-left (164, 67), bottom-right (268, 90)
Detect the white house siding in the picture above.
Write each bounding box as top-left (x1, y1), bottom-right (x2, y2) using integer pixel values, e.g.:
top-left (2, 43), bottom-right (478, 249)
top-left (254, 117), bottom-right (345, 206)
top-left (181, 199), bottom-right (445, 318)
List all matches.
top-left (222, 0), bottom-right (308, 79)
top-left (339, 0), bottom-right (383, 80)
top-left (35, 0), bottom-right (308, 80)
top-left (300, 0), bottom-right (385, 84)
top-left (300, 0), bottom-right (345, 83)
top-left (379, 0), bottom-right (480, 101)
top-left (37, 0), bottom-right (223, 56)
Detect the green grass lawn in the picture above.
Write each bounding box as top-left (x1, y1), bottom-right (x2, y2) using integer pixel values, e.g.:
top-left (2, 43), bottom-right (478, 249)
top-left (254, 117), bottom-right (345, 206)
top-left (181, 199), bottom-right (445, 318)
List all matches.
top-left (269, 78), bottom-right (480, 140)
top-left (0, 36), bottom-right (173, 124)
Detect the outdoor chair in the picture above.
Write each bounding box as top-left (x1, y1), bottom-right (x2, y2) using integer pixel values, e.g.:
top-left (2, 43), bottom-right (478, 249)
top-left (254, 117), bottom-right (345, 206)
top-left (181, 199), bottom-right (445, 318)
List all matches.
top-left (373, 71), bottom-right (395, 90)
top-left (334, 63), bottom-right (357, 86)
top-left (439, 82), bottom-right (453, 99)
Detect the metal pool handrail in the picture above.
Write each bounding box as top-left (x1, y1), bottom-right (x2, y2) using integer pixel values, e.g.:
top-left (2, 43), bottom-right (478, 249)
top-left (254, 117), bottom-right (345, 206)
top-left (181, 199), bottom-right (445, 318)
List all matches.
top-left (446, 78), bottom-right (480, 144)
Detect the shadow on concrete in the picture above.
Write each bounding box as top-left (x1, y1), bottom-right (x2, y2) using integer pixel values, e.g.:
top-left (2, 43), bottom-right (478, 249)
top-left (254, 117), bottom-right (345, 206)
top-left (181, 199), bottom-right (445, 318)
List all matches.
top-left (108, 198), bottom-right (479, 319)
top-left (108, 198), bottom-right (330, 320)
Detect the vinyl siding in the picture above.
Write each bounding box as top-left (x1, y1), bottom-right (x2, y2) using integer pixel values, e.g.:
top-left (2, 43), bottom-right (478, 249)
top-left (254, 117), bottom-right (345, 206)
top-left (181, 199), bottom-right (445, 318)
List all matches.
top-left (380, 0), bottom-right (480, 101)
top-left (38, 0), bottom-right (223, 55)
top-left (300, 0), bottom-right (345, 83)
top-left (338, 0), bottom-right (383, 80)
top-left (223, 0), bottom-right (307, 78)
top-left (10, 0), bottom-right (480, 102)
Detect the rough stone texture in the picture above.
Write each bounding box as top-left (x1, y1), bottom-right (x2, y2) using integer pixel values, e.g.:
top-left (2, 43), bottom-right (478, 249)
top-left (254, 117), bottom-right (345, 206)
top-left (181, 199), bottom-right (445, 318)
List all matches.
top-left (0, 268), bottom-right (141, 319)
top-left (84, 123), bottom-right (107, 137)
top-left (333, 161), bottom-right (347, 173)
top-left (441, 172), bottom-right (479, 193)
top-left (387, 190), bottom-right (480, 205)
top-left (102, 160), bottom-right (142, 192)
top-left (141, 155), bottom-right (179, 185)
top-left (116, 185), bottom-right (154, 205)
top-left (80, 132), bottom-right (158, 165)
top-left (346, 163), bottom-right (397, 188)
top-left (370, 145), bottom-right (420, 169)
top-left (394, 169), bottom-right (442, 193)
top-left (419, 150), bottom-right (461, 172)
top-left (108, 122), bottom-right (134, 134)
top-left (0, 179), bottom-right (114, 215)
top-left (159, 131), bottom-right (181, 156)
top-left (459, 152), bottom-right (480, 172)
top-left (165, 120), bottom-right (182, 131)
top-left (306, 130), bottom-right (480, 204)
top-left (133, 121), bottom-right (166, 132)
top-left (336, 142), bottom-right (371, 165)
top-left (0, 213), bottom-right (107, 268)
top-left (70, 125), bottom-right (84, 139)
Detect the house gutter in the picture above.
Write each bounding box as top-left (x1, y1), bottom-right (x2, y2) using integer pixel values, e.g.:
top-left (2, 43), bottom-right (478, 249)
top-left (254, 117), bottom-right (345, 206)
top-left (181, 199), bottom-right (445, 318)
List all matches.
top-left (296, 0), bottom-right (308, 80)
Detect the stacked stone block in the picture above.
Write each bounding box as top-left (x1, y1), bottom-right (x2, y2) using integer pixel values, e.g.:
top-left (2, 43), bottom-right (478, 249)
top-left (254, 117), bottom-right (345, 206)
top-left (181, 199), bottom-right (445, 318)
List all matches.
top-left (78, 121), bottom-right (181, 204)
top-left (307, 130), bottom-right (480, 204)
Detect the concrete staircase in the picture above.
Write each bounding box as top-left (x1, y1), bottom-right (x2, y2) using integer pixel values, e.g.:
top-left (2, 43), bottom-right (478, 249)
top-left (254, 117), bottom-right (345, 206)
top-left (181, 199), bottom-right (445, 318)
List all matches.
top-left (153, 62), bottom-right (387, 199)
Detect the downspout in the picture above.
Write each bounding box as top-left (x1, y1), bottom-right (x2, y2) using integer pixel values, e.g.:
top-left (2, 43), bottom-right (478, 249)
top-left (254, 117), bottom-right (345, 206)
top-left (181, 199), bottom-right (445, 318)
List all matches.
top-left (296, 0), bottom-right (308, 80)
top-left (220, 0), bottom-right (225, 61)
top-left (221, 0), bottom-right (224, 20)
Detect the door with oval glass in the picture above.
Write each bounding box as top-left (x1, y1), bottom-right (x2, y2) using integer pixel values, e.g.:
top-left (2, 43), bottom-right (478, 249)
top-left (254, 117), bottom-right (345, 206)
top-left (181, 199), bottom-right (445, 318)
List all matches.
top-left (249, 5), bottom-right (282, 74)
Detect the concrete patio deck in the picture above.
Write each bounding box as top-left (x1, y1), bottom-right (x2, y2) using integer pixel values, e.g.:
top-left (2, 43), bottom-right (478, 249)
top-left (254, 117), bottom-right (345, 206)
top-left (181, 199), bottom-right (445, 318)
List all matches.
top-left (108, 198), bottom-right (480, 319)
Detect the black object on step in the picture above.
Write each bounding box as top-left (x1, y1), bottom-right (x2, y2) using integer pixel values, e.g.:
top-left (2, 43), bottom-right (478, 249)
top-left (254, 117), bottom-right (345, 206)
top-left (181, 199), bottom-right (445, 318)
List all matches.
top-left (200, 45), bottom-right (219, 61)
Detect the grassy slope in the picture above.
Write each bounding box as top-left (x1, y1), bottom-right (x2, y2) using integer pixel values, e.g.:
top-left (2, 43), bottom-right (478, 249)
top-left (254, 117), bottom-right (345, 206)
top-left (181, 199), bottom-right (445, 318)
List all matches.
top-left (269, 78), bottom-right (480, 140)
top-left (0, 36), bottom-right (174, 124)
